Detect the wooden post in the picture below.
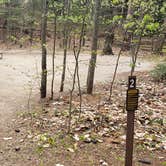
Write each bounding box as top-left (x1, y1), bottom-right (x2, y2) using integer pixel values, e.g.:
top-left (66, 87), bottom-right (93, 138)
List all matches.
top-left (125, 76), bottom-right (139, 166)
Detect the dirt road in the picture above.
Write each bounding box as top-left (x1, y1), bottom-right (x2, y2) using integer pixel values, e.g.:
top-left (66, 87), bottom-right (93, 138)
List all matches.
top-left (0, 49), bottom-right (153, 134)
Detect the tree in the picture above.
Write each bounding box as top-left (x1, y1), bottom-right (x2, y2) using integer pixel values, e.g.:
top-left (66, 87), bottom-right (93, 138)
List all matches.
top-left (87, 0), bottom-right (100, 94)
top-left (40, 0), bottom-right (48, 98)
top-left (50, 1), bottom-right (57, 100)
top-left (101, 1), bottom-right (114, 55)
top-left (102, 26), bottom-right (114, 55)
top-left (60, 0), bottom-right (70, 92)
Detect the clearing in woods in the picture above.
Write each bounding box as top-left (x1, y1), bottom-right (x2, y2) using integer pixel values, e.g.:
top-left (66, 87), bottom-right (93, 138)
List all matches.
top-left (0, 49), bottom-right (153, 132)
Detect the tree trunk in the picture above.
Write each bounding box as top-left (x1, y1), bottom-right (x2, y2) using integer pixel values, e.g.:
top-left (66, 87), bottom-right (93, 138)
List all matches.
top-left (60, 0), bottom-right (70, 92)
top-left (60, 33), bottom-right (68, 92)
top-left (122, 0), bottom-right (133, 51)
top-left (51, 15), bottom-right (57, 99)
top-left (153, 34), bottom-right (166, 55)
top-left (86, 0), bottom-right (100, 94)
top-left (40, 0), bottom-right (48, 98)
top-left (82, 24), bottom-right (87, 46)
top-left (103, 28), bottom-right (114, 55)
top-left (6, 2), bottom-right (11, 39)
top-left (29, 0), bottom-right (35, 45)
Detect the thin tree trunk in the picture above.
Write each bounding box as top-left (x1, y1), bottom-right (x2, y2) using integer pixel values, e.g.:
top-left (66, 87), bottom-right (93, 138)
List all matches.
top-left (51, 15), bottom-right (57, 99)
top-left (86, 0), bottom-right (100, 94)
top-left (60, 0), bottom-right (70, 92)
top-left (40, 0), bottom-right (48, 98)
top-left (122, 0), bottom-right (133, 51)
top-left (60, 34), bottom-right (68, 92)
top-left (82, 24), bottom-right (86, 46)
top-left (130, 24), bottom-right (146, 75)
top-left (30, 0), bottom-right (35, 45)
top-left (68, 17), bottom-right (86, 133)
top-left (7, 2), bottom-right (11, 39)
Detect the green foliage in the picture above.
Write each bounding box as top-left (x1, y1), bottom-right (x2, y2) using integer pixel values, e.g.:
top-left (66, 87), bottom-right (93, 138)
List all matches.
top-left (0, 0), bottom-right (165, 49)
top-left (160, 2), bottom-right (166, 15)
top-left (122, 0), bottom-right (166, 37)
top-left (143, 14), bottom-right (153, 24)
top-left (146, 22), bottom-right (160, 34)
top-left (112, 15), bottom-right (123, 24)
top-left (112, 0), bottom-right (121, 5)
top-left (124, 21), bottom-right (136, 31)
top-left (151, 63), bottom-right (166, 82)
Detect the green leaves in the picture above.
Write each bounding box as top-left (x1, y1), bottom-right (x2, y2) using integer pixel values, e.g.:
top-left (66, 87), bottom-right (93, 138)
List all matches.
top-left (143, 14), bottom-right (153, 24)
top-left (112, 0), bottom-right (121, 5)
top-left (112, 15), bottom-right (123, 24)
top-left (160, 2), bottom-right (166, 16)
top-left (146, 22), bottom-right (159, 32)
top-left (124, 21), bottom-right (136, 31)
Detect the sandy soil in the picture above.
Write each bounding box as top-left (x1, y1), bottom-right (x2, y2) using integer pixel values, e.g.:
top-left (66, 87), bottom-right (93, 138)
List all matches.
top-left (0, 49), bottom-right (153, 135)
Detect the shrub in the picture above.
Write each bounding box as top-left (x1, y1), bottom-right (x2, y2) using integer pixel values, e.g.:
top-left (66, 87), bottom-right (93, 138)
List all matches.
top-left (151, 63), bottom-right (166, 82)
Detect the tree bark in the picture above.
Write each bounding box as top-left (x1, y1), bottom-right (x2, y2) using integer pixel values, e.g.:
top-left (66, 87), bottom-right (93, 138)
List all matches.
top-left (122, 0), bottom-right (133, 51)
top-left (60, 0), bottom-right (70, 92)
top-left (86, 0), bottom-right (100, 94)
top-left (103, 28), bottom-right (114, 55)
top-left (40, 0), bottom-right (48, 98)
top-left (51, 14), bottom-right (57, 99)
top-left (29, 0), bottom-right (35, 45)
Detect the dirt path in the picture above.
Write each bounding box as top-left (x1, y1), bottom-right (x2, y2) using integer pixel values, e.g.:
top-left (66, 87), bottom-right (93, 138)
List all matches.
top-left (0, 49), bottom-right (153, 136)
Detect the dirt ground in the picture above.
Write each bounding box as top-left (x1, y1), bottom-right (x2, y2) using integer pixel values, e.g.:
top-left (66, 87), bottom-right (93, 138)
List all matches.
top-left (0, 49), bottom-right (156, 166)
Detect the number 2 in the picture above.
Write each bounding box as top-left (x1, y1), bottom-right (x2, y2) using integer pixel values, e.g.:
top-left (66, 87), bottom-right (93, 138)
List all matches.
top-left (130, 79), bottom-right (135, 88)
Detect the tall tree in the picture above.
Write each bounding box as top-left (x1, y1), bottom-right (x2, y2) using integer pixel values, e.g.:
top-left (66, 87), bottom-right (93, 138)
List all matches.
top-left (60, 0), bottom-right (70, 92)
top-left (125, 0), bottom-right (133, 50)
top-left (50, 0), bottom-right (58, 99)
top-left (40, 0), bottom-right (48, 98)
top-left (101, 1), bottom-right (114, 55)
top-left (86, 0), bottom-right (100, 94)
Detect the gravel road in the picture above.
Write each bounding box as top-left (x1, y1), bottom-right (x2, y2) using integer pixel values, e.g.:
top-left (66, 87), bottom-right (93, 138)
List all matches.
top-left (0, 49), bottom-right (153, 134)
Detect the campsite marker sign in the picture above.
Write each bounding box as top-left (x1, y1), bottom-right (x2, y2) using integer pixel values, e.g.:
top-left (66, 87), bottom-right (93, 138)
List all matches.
top-left (125, 76), bottom-right (139, 166)
top-left (126, 76), bottom-right (139, 111)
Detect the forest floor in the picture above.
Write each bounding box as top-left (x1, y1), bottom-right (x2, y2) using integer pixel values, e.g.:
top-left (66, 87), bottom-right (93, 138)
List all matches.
top-left (0, 49), bottom-right (165, 166)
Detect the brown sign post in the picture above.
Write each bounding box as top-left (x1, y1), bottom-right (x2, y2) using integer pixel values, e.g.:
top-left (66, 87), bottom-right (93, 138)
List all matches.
top-left (125, 76), bottom-right (139, 166)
